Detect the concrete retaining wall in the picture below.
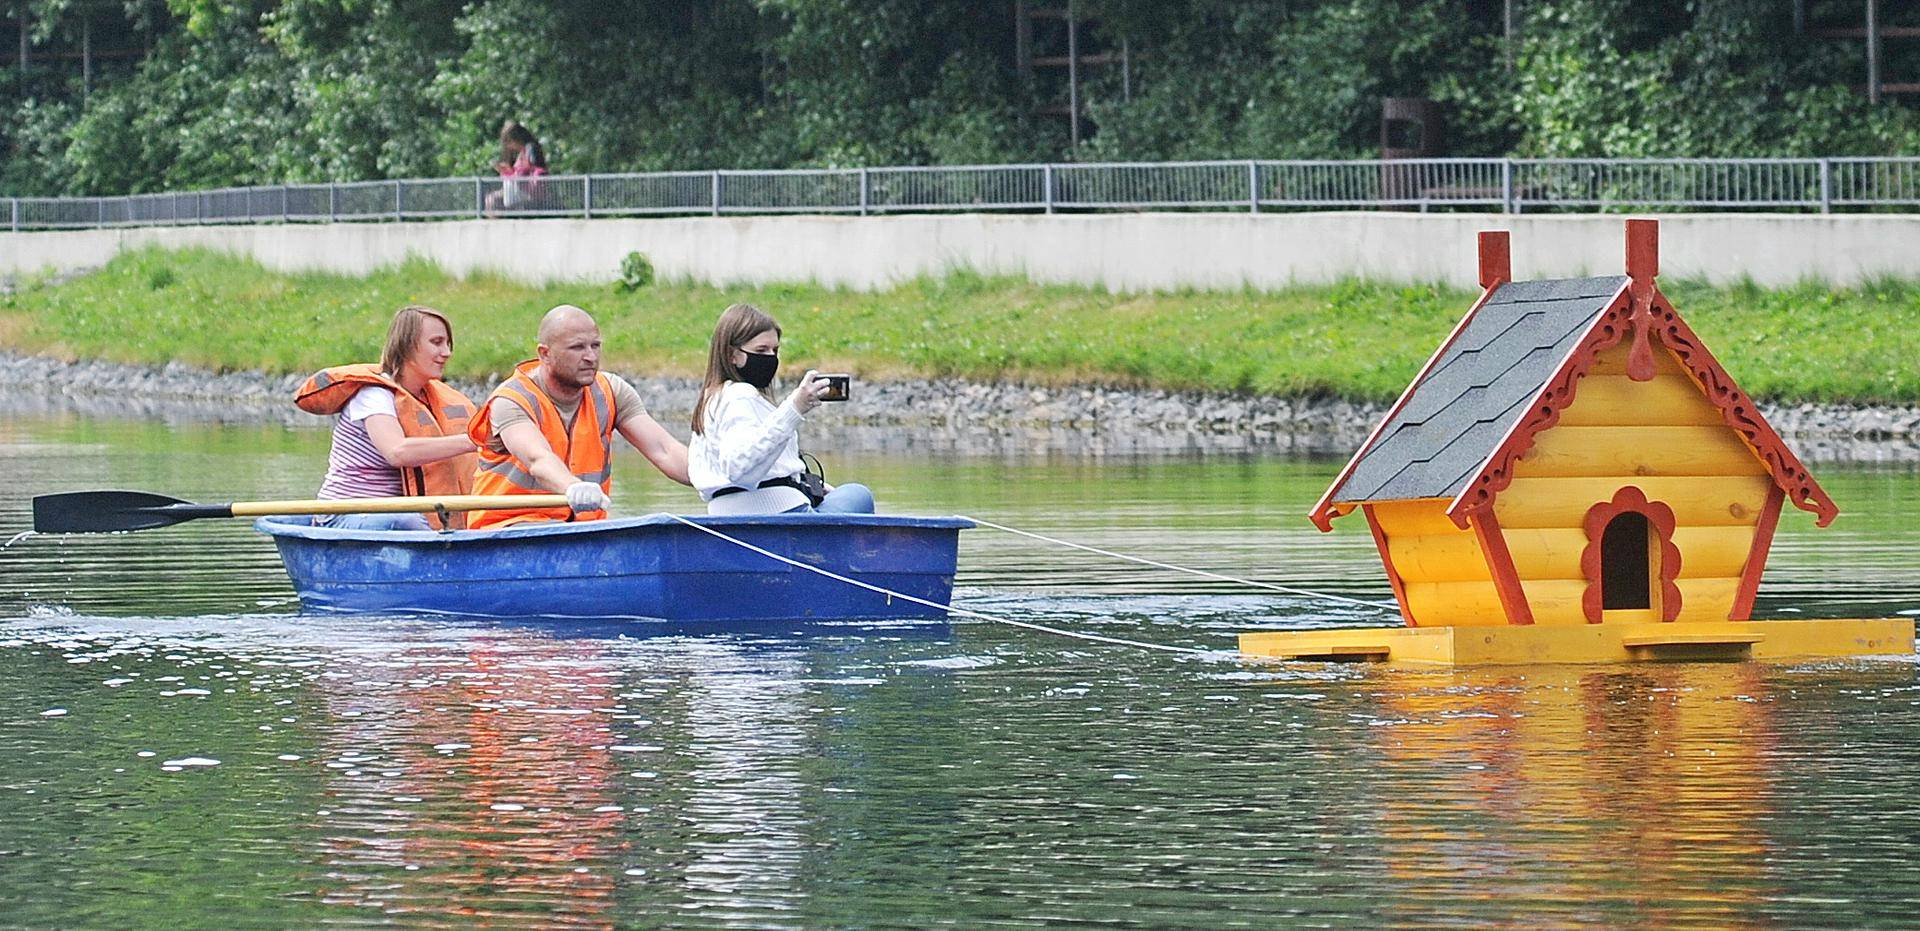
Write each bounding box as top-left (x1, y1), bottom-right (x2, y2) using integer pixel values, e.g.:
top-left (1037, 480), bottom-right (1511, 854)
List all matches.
top-left (4, 212), bottom-right (1917, 290)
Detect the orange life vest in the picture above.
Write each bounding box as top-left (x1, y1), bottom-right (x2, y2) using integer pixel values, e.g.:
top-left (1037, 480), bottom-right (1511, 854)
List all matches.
top-left (466, 360), bottom-right (617, 530)
top-left (295, 363), bottom-right (479, 530)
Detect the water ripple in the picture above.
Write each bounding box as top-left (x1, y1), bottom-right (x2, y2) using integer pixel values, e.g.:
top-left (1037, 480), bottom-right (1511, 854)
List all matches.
top-left (3, 414), bottom-right (1920, 924)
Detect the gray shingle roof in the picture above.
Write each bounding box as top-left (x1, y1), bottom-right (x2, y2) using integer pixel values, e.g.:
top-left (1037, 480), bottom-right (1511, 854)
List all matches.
top-left (1328, 275), bottom-right (1629, 505)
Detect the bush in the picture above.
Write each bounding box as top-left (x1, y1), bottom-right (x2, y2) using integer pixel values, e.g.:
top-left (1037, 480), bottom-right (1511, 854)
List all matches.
top-left (617, 251), bottom-right (655, 292)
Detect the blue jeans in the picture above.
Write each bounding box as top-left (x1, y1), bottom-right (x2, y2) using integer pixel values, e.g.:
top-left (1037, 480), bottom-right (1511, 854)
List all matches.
top-left (784, 482), bottom-right (875, 515)
top-left (313, 512), bottom-right (431, 531)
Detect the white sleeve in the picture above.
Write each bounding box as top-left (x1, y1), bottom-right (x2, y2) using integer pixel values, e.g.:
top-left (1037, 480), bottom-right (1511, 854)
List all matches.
top-left (705, 385), bottom-right (804, 487)
top-left (341, 385), bottom-right (398, 422)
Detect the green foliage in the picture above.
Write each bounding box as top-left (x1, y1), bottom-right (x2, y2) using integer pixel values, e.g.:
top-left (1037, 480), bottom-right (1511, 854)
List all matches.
top-left (5, 248), bottom-right (1918, 405)
top-left (1, 95), bottom-right (81, 196)
top-left (60, 14), bottom-right (305, 193)
top-left (3, 0), bottom-right (1920, 197)
top-left (267, 0), bottom-right (471, 180)
top-left (1509, 0), bottom-right (1920, 157)
top-left (617, 251), bottom-right (655, 292)
top-left (1083, 1), bottom-right (1514, 160)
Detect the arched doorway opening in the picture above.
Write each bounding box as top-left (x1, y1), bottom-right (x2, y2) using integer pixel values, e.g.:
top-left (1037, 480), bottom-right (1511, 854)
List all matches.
top-left (1581, 486), bottom-right (1682, 623)
top-left (1600, 511), bottom-right (1652, 611)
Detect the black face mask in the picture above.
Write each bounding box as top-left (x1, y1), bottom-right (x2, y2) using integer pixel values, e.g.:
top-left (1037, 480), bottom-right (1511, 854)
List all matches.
top-left (738, 351), bottom-right (779, 390)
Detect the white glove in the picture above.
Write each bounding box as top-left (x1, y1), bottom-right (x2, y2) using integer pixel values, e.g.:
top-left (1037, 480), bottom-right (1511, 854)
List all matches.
top-left (565, 481), bottom-right (610, 513)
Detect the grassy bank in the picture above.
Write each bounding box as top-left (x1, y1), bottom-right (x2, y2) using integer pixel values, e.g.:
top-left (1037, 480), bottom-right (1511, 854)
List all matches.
top-left (3, 247), bottom-right (1917, 404)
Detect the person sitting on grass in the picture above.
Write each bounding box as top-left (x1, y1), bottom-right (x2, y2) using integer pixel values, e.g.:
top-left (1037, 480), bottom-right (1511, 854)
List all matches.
top-left (688, 302), bottom-right (874, 516)
top-left (294, 305), bottom-right (480, 530)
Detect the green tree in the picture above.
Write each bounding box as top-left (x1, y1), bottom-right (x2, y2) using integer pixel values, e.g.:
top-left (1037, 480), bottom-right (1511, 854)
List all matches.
top-left (1510, 0), bottom-right (1920, 157)
top-left (4, 0), bottom-right (1919, 197)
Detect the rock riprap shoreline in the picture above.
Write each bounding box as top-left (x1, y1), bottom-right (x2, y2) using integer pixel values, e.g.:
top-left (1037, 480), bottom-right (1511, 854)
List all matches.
top-left (4, 352), bottom-right (1917, 461)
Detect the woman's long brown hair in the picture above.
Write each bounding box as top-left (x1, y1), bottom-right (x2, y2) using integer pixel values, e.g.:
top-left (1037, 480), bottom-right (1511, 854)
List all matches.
top-left (691, 303), bottom-right (781, 436)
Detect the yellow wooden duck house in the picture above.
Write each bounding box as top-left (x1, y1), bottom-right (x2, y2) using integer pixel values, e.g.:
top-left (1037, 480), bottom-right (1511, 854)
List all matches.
top-left (1241, 219), bottom-right (1913, 665)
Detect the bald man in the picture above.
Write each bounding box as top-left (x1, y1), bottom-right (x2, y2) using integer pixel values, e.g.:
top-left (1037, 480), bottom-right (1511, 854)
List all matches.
top-left (465, 304), bottom-right (690, 529)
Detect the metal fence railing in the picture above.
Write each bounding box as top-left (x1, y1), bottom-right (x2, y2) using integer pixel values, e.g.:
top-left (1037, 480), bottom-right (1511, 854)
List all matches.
top-left (7, 157), bottom-right (1920, 230)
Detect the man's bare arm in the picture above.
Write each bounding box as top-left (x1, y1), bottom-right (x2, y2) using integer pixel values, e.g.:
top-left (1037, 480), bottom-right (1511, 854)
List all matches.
top-left (498, 421), bottom-right (585, 493)
top-left (619, 413), bottom-right (692, 486)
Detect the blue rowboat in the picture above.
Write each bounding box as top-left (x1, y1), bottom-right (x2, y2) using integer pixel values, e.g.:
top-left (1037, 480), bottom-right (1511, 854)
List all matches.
top-left (254, 513), bottom-right (972, 621)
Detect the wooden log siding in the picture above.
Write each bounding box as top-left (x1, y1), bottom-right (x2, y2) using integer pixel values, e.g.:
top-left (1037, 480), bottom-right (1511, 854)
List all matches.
top-left (1370, 498), bottom-right (1506, 627)
top-left (1495, 342), bottom-right (1770, 625)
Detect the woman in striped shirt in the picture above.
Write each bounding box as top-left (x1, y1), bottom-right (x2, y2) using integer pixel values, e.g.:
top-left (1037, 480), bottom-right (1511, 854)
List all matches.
top-left (315, 306), bottom-right (479, 530)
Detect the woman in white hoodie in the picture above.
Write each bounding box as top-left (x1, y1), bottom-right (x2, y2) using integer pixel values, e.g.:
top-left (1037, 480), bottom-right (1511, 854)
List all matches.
top-left (687, 303), bottom-right (875, 516)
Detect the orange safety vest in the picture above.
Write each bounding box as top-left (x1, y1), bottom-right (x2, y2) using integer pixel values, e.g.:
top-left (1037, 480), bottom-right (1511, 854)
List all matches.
top-left (465, 360), bottom-right (617, 530)
top-left (295, 363), bottom-right (479, 530)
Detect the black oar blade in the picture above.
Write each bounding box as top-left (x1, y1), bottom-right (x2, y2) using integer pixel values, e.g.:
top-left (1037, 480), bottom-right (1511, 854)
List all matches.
top-left (32, 490), bottom-right (232, 534)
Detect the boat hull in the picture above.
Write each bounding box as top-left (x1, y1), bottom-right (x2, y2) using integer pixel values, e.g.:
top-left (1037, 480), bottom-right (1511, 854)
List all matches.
top-left (255, 513), bottom-right (971, 622)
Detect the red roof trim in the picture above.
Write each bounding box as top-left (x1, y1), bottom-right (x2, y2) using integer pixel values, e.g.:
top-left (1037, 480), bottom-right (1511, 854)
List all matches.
top-left (1445, 284), bottom-right (1839, 528)
top-left (1643, 288), bottom-right (1839, 526)
top-left (1444, 281), bottom-right (1634, 527)
top-left (1308, 267), bottom-right (1508, 532)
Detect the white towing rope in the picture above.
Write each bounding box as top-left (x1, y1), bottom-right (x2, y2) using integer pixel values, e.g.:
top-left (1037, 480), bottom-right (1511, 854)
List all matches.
top-left (954, 514), bottom-right (1400, 610)
top-left (665, 514), bottom-right (1215, 656)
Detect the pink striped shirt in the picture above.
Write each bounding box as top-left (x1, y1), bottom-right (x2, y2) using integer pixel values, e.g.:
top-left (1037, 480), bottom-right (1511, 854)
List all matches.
top-left (317, 386), bottom-right (404, 499)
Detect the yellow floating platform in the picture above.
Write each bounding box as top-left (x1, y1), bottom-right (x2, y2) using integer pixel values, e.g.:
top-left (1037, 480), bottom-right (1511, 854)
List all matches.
top-left (1238, 618), bottom-right (1915, 666)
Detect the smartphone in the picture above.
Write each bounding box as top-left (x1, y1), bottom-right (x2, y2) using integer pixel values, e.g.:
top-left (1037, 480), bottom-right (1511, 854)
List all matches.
top-left (818, 373), bottom-right (852, 402)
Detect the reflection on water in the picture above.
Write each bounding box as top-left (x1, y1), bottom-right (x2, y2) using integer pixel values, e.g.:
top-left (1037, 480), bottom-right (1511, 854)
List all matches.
top-left (1372, 666), bottom-right (1778, 925)
top-left (10, 615), bottom-right (1919, 926)
top-left (2, 412), bottom-right (1920, 924)
top-left (309, 635), bottom-right (631, 922)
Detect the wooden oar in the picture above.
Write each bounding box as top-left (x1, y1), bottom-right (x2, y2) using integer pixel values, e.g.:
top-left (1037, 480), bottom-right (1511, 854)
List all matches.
top-left (31, 490), bottom-right (570, 534)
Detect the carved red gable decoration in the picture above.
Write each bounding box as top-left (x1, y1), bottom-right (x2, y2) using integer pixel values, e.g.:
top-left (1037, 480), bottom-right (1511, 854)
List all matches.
top-left (1624, 217), bottom-right (1660, 382)
top-left (1443, 284), bottom-right (1633, 526)
top-left (1441, 221), bottom-right (1837, 529)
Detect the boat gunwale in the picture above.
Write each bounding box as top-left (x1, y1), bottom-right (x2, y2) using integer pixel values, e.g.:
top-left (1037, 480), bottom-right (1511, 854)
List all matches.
top-left (253, 512), bottom-right (974, 545)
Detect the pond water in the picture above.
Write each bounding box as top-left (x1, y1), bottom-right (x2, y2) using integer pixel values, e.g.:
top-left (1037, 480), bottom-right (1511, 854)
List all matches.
top-left (3, 408), bottom-right (1919, 926)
